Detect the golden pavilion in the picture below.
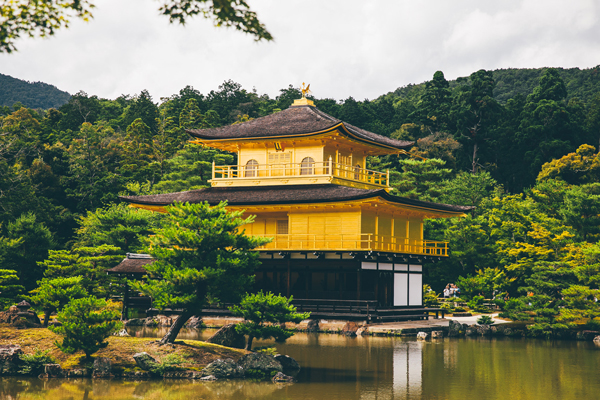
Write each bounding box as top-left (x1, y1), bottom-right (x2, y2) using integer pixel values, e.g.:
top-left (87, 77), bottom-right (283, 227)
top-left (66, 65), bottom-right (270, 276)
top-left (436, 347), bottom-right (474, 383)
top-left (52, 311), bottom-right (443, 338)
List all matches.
top-left (120, 96), bottom-right (472, 319)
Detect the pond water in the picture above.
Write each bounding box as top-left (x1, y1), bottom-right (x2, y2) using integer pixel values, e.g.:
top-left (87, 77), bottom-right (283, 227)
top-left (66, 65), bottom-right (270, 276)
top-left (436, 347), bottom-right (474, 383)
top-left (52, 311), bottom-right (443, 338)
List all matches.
top-left (2, 327), bottom-right (599, 400)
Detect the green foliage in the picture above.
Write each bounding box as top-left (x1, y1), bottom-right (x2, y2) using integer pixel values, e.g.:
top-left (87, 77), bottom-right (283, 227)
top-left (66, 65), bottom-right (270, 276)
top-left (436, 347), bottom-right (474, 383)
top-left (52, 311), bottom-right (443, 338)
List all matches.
top-left (0, 73), bottom-right (70, 109)
top-left (254, 346), bottom-right (278, 356)
top-left (467, 296), bottom-right (491, 313)
top-left (390, 158), bottom-right (452, 200)
top-left (0, 269), bottom-right (25, 309)
top-left (476, 315), bottom-right (494, 325)
top-left (151, 353), bottom-right (185, 375)
top-left (133, 201), bottom-right (270, 343)
top-left (3, 212), bottom-right (55, 290)
top-left (29, 276), bottom-right (87, 325)
top-left (423, 285), bottom-right (440, 307)
top-left (230, 291), bottom-right (310, 350)
top-left (18, 349), bottom-right (57, 376)
top-left (49, 296), bottom-right (122, 360)
top-left (38, 245), bottom-right (123, 298)
top-left (74, 202), bottom-right (162, 252)
top-left (2, 0), bottom-right (271, 53)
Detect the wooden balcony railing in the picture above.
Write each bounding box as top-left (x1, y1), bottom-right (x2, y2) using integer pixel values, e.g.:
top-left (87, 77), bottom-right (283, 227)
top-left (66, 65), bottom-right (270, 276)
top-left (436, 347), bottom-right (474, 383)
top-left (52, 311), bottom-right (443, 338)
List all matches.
top-left (212, 160), bottom-right (389, 187)
top-left (252, 234), bottom-right (449, 256)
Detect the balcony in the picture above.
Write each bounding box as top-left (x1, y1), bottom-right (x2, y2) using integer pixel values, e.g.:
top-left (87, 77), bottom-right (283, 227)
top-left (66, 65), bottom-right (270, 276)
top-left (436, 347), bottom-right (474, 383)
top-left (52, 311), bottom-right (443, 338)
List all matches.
top-left (211, 160), bottom-right (389, 189)
top-left (252, 234), bottom-right (449, 256)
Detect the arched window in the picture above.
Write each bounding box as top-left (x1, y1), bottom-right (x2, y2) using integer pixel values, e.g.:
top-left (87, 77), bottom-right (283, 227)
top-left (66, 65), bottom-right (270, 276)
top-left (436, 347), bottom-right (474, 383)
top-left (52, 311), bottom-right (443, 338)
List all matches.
top-left (245, 159), bottom-right (258, 177)
top-left (354, 164), bottom-right (361, 180)
top-left (300, 157), bottom-right (315, 175)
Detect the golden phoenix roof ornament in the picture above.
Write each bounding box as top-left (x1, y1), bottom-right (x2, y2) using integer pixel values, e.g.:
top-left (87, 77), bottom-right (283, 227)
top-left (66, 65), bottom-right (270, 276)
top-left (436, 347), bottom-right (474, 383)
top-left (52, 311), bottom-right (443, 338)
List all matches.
top-left (301, 82), bottom-right (311, 98)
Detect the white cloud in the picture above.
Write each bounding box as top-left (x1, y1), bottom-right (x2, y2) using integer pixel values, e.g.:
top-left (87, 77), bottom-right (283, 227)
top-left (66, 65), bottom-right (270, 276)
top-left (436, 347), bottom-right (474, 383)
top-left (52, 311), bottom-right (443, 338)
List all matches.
top-left (0, 0), bottom-right (598, 103)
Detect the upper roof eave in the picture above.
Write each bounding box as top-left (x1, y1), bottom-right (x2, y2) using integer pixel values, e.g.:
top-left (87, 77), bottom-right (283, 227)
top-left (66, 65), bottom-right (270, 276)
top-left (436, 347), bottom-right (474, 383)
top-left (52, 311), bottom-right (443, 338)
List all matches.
top-left (186, 105), bottom-right (412, 151)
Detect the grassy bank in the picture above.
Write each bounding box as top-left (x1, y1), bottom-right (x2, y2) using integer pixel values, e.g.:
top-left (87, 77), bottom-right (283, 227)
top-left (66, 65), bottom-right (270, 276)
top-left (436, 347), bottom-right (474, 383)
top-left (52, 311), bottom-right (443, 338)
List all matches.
top-left (0, 324), bottom-right (247, 373)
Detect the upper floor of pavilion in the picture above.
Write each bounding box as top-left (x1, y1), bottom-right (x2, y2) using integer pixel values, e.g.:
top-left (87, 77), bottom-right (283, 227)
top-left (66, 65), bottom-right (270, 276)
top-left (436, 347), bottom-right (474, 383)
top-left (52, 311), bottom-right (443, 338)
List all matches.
top-left (187, 98), bottom-right (412, 190)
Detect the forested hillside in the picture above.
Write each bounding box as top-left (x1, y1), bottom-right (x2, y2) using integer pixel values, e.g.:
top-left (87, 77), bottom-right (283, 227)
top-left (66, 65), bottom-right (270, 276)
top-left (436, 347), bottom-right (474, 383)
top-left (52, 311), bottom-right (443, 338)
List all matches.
top-left (2, 67), bottom-right (600, 337)
top-left (0, 73), bottom-right (71, 109)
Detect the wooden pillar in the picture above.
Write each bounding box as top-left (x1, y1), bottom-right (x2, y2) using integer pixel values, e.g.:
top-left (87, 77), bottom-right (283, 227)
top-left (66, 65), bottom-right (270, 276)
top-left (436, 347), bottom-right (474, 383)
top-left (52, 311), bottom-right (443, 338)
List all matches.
top-left (286, 260), bottom-right (291, 297)
top-left (357, 268), bottom-right (361, 300)
top-left (305, 265), bottom-right (309, 299)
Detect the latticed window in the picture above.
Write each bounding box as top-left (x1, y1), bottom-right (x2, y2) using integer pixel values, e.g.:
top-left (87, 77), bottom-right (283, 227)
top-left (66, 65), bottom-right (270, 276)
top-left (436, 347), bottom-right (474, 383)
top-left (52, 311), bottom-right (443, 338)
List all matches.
top-left (300, 157), bottom-right (315, 175)
top-left (268, 152), bottom-right (291, 164)
top-left (245, 159), bottom-right (258, 177)
top-left (276, 220), bottom-right (289, 235)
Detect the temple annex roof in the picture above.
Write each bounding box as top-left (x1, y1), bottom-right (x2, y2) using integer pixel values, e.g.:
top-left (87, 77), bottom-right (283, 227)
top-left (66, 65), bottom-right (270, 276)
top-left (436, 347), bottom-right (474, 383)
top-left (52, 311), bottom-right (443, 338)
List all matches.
top-left (186, 104), bottom-right (413, 151)
top-left (107, 253), bottom-right (154, 275)
top-left (119, 184), bottom-right (474, 214)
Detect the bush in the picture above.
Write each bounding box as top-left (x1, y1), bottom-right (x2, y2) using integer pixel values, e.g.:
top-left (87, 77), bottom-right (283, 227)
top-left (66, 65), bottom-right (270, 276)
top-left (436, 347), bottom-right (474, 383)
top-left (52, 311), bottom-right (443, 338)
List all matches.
top-left (423, 285), bottom-right (440, 307)
top-left (49, 296), bottom-right (122, 360)
top-left (19, 349), bottom-right (56, 376)
top-left (477, 315), bottom-right (494, 325)
top-left (230, 291), bottom-right (310, 350)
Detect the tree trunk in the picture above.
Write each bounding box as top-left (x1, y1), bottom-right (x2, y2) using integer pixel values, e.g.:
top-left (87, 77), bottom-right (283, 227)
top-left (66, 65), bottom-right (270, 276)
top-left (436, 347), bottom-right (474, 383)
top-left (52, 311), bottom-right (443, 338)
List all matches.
top-left (471, 143), bottom-right (479, 174)
top-left (245, 335), bottom-right (254, 351)
top-left (43, 310), bottom-right (51, 327)
top-left (159, 310), bottom-right (194, 345)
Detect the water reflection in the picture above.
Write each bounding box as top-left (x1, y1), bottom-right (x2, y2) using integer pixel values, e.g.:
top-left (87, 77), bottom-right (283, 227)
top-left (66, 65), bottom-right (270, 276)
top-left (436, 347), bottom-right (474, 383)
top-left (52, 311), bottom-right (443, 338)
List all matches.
top-left (2, 331), bottom-right (600, 400)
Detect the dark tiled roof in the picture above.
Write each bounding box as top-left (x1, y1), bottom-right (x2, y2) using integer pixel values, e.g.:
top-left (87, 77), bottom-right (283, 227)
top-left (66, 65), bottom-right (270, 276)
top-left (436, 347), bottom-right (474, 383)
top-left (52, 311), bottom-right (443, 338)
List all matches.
top-left (119, 185), bottom-right (474, 213)
top-left (107, 255), bottom-right (154, 274)
top-left (187, 105), bottom-right (412, 150)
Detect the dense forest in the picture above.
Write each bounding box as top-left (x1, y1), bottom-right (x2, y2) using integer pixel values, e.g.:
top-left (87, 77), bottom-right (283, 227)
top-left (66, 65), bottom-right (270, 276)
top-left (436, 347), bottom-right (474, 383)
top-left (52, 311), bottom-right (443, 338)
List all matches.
top-left (2, 66), bottom-right (600, 337)
top-left (0, 73), bottom-right (71, 109)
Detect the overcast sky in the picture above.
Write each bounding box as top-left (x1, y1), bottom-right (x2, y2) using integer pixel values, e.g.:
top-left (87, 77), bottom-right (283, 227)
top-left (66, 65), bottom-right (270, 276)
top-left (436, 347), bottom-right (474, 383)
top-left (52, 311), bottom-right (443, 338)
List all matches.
top-left (1, 0), bottom-right (599, 102)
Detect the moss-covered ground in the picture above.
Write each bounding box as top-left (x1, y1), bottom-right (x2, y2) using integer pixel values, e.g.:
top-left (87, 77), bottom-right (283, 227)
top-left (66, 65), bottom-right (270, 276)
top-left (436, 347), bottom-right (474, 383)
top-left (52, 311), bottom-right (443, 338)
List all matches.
top-left (0, 324), bottom-right (247, 372)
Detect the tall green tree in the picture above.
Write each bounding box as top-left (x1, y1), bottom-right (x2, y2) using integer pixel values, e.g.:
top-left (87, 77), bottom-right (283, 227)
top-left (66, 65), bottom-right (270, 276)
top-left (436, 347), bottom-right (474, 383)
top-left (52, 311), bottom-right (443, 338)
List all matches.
top-left (133, 201), bottom-right (270, 344)
top-left (451, 69), bottom-right (503, 174)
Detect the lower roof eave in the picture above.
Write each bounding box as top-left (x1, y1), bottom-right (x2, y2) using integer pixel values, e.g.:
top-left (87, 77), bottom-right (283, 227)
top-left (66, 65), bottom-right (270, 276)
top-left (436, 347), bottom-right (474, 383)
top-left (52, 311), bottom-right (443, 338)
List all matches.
top-left (258, 250), bottom-right (445, 263)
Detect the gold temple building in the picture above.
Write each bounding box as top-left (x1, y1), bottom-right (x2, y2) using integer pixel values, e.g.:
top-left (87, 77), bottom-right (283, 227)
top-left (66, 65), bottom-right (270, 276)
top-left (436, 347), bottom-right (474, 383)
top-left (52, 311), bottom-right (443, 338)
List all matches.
top-left (120, 96), bottom-right (472, 319)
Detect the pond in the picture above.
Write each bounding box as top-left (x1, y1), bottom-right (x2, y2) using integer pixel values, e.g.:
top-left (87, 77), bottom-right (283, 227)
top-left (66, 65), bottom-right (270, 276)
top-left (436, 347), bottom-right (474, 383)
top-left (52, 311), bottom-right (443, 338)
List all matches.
top-left (1, 327), bottom-right (599, 399)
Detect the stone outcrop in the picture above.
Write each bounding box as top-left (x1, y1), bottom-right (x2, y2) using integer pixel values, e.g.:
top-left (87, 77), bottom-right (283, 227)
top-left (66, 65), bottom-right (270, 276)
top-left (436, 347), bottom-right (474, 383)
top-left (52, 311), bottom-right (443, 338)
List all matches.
top-left (133, 352), bottom-right (159, 371)
top-left (92, 357), bottom-right (112, 378)
top-left (593, 336), bottom-right (600, 345)
top-left (0, 345), bottom-right (23, 375)
top-left (124, 318), bottom-right (144, 327)
top-left (202, 358), bottom-right (244, 379)
top-left (113, 328), bottom-right (129, 337)
top-left (272, 371), bottom-right (296, 383)
top-left (205, 324), bottom-right (246, 349)
top-left (341, 322), bottom-right (359, 337)
top-left (123, 370), bottom-right (152, 379)
top-left (274, 355), bottom-right (300, 373)
top-left (306, 319), bottom-right (319, 332)
top-left (356, 326), bottom-right (369, 336)
top-left (186, 316), bottom-right (204, 329)
top-left (448, 320), bottom-right (465, 337)
top-left (163, 370), bottom-right (203, 379)
top-left (431, 331), bottom-right (444, 339)
top-left (238, 353), bottom-right (283, 375)
top-left (41, 364), bottom-right (65, 378)
top-left (476, 324), bottom-right (492, 336)
top-left (416, 332), bottom-right (430, 340)
top-left (67, 368), bottom-right (90, 378)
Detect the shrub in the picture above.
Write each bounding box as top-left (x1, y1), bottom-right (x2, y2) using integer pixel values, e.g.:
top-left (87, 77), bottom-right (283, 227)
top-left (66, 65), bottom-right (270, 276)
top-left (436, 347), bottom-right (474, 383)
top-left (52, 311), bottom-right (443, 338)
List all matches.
top-left (19, 349), bottom-right (56, 376)
top-left (477, 315), bottom-right (494, 325)
top-left (255, 346), bottom-right (278, 356)
top-left (49, 296), bottom-right (122, 360)
top-left (423, 285), bottom-right (440, 307)
top-left (230, 291), bottom-right (310, 350)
